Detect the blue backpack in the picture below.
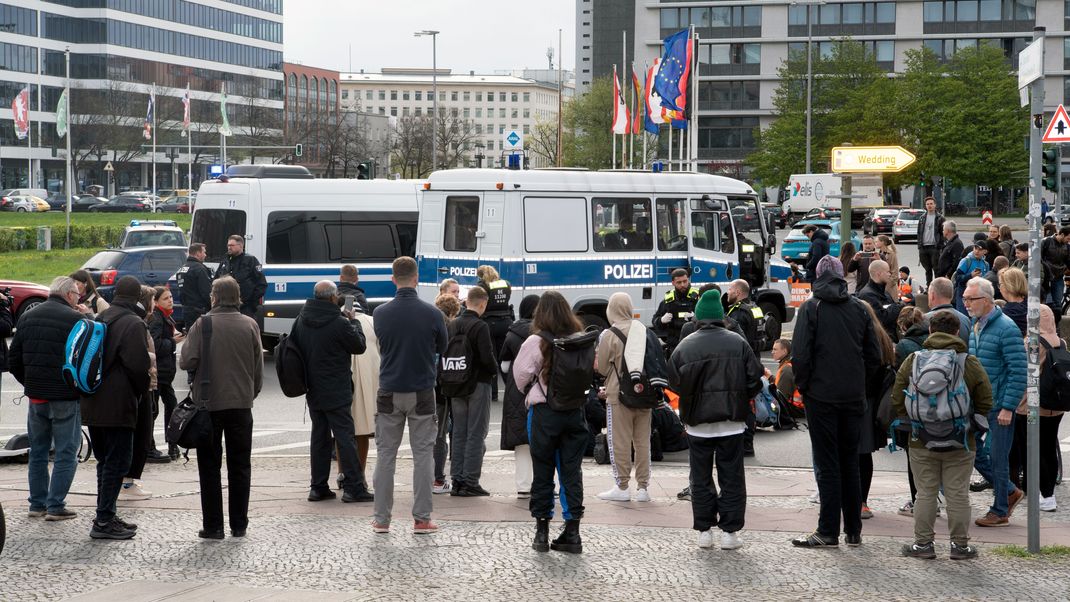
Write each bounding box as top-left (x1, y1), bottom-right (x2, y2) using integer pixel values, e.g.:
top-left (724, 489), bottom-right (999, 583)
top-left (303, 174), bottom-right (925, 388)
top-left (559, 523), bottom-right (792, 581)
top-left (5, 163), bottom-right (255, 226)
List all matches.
top-left (62, 318), bottom-right (107, 394)
top-left (752, 376), bottom-right (781, 428)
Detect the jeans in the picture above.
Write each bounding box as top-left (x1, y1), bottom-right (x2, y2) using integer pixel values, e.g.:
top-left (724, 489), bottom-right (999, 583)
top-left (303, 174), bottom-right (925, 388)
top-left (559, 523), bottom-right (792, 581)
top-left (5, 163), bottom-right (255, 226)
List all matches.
top-left (309, 405), bottom-right (367, 493)
top-left (973, 409), bottom-right (1017, 517)
top-left (433, 395), bottom-right (450, 483)
top-left (688, 433), bottom-right (746, 533)
top-left (26, 400), bottom-right (82, 513)
top-left (373, 389), bottom-right (437, 525)
top-left (1049, 275), bottom-right (1065, 307)
top-left (196, 408), bottom-right (253, 533)
top-left (806, 400), bottom-right (864, 539)
top-left (450, 382), bottom-right (492, 487)
top-left (528, 403), bottom-right (588, 521)
top-left (88, 426), bottom-right (134, 525)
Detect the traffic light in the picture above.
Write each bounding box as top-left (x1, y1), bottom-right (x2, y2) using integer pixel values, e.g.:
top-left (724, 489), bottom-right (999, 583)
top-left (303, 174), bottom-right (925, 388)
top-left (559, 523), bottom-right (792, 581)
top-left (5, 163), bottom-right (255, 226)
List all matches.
top-left (294, 143), bottom-right (303, 158)
top-left (1043, 147), bottom-right (1060, 192)
top-left (357, 162), bottom-right (370, 180)
top-left (918, 172), bottom-right (927, 188)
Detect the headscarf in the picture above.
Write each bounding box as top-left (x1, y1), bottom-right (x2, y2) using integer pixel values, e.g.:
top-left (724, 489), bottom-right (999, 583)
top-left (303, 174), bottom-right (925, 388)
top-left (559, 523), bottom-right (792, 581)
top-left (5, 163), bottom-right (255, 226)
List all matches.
top-left (1039, 304), bottom-right (1060, 349)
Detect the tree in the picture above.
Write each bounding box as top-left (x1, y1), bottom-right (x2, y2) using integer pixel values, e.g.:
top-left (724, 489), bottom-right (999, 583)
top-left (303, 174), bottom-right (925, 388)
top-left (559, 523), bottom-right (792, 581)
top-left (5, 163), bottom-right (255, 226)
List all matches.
top-left (561, 76), bottom-right (614, 169)
top-left (528, 118), bottom-right (561, 167)
top-left (435, 110), bottom-right (477, 169)
top-left (391, 115), bottom-right (432, 178)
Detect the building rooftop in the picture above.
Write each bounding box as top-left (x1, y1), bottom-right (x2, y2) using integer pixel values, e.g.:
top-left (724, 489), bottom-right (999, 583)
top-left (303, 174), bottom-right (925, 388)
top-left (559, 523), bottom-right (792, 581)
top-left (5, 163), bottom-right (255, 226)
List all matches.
top-left (340, 69), bottom-right (557, 87)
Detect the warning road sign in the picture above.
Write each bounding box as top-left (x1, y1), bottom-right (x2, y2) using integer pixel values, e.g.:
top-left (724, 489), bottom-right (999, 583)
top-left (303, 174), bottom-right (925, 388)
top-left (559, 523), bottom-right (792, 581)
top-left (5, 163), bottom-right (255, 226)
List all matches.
top-left (103, 161), bottom-right (114, 171)
top-left (1043, 105), bottom-right (1070, 143)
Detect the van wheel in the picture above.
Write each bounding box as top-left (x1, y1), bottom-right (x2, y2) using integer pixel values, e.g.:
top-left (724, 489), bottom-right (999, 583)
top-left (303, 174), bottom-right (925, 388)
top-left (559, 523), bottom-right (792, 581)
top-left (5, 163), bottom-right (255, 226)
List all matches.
top-left (578, 313), bottom-right (609, 332)
top-left (759, 302), bottom-right (782, 350)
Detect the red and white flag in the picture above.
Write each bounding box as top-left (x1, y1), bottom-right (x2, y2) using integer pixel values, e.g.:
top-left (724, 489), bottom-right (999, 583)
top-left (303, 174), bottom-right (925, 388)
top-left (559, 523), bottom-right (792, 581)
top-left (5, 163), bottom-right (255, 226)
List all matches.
top-left (646, 59), bottom-right (667, 127)
top-left (611, 66), bottom-right (630, 135)
top-left (181, 84), bottom-right (191, 137)
top-left (12, 86), bottom-right (30, 140)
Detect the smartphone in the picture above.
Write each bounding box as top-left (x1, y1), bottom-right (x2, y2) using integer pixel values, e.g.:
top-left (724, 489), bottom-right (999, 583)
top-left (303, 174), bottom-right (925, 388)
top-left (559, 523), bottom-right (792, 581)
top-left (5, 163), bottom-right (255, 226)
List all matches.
top-left (343, 295), bottom-right (354, 313)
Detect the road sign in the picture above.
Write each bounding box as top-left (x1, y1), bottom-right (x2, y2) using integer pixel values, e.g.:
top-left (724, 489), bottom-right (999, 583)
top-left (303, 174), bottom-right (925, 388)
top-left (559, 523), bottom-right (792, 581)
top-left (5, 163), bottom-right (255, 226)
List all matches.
top-left (831, 146), bottom-right (915, 173)
top-left (1043, 105), bottom-right (1070, 143)
top-left (103, 161), bottom-right (114, 171)
top-left (1018, 38), bottom-right (1043, 90)
top-left (503, 129), bottom-right (524, 151)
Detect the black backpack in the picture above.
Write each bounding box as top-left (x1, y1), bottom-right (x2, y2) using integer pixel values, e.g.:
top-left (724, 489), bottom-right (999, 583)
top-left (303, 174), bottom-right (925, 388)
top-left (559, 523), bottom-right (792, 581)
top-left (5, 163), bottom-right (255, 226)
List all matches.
top-left (274, 321), bottom-right (308, 398)
top-left (1040, 338), bottom-right (1070, 411)
top-left (438, 320), bottom-right (478, 398)
top-left (608, 327), bottom-right (660, 409)
top-left (536, 329), bottom-right (600, 411)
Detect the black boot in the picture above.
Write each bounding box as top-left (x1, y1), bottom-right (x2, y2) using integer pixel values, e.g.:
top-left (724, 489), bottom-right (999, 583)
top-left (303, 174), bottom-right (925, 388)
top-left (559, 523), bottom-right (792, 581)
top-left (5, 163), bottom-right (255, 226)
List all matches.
top-left (532, 518), bottom-right (550, 552)
top-left (550, 519), bottom-right (582, 554)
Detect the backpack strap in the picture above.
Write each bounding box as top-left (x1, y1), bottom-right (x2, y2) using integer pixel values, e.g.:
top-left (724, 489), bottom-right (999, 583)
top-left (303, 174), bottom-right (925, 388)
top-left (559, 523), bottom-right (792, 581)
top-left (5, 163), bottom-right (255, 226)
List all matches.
top-left (197, 316), bottom-right (213, 408)
top-left (609, 326), bottom-right (627, 346)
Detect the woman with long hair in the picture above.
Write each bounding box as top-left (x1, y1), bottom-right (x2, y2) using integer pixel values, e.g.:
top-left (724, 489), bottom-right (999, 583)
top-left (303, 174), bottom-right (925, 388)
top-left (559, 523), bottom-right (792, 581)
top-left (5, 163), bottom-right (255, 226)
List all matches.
top-left (148, 286), bottom-right (185, 460)
top-left (858, 301), bottom-right (895, 520)
top-left (839, 241), bottom-right (858, 291)
top-left (512, 291), bottom-right (587, 554)
top-left (998, 225), bottom-right (1016, 259)
top-left (892, 305), bottom-right (927, 517)
top-left (875, 235), bottom-right (899, 299)
top-left (70, 269), bottom-right (109, 318)
top-left (121, 286), bottom-right (161, 501)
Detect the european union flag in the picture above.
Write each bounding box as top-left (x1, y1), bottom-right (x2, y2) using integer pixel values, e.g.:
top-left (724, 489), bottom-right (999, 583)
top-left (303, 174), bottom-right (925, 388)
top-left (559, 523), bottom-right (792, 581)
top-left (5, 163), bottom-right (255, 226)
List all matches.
top-left (654, 29), bottom-right (692, 113)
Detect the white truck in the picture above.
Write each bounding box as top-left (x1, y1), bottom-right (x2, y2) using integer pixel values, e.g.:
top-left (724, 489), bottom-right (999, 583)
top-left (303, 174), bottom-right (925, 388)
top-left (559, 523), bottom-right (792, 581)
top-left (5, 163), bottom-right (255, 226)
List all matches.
top-left (783, 173), bottom-right (884, 226)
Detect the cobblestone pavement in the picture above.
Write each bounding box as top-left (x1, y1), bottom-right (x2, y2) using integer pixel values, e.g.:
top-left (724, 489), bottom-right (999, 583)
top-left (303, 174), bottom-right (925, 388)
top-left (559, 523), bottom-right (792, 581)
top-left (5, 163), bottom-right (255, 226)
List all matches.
top-left (3, 509), bottom-right (1070, 602)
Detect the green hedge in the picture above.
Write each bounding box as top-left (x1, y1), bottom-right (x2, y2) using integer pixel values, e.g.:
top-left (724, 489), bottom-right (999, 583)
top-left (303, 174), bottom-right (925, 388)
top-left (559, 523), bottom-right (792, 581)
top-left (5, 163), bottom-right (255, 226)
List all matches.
top-left (0, 225), bottom-right (123, 252)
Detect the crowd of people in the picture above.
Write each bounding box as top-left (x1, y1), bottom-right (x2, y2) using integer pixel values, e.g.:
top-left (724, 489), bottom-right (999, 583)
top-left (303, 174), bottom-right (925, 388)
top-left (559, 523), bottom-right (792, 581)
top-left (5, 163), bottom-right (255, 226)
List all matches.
top-left (0, 205), bottom-right (1065, 559)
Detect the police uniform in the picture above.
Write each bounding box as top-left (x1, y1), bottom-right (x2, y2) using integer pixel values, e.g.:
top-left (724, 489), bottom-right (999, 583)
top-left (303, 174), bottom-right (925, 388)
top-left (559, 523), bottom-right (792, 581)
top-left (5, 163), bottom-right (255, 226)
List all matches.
top-left (651, 286), bottom-right (699, 352)
top-left (214, 252), bottom-right (268, 323)
top-left (478, 278), bottom-right (512, 401)
top-left (175, 255), bottom-right (213, 330)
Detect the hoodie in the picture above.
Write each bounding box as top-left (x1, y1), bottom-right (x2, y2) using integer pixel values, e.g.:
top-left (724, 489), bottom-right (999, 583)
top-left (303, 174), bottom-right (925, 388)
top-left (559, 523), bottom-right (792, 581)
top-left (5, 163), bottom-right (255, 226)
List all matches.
top-left (294, 297), bottom-right (366, 410)
top-left (596, 293), bottom-right (668, 407)
top-left (804, 228), bottom-right (831, 278)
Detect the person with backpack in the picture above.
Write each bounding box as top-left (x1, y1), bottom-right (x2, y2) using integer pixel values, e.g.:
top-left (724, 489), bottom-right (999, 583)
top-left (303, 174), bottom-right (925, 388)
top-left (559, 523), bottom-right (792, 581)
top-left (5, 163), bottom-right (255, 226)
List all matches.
top-left (668, 291), bottom-right (763, 550)
top-left (81, 276), bottom-right (152, 540)
top-left (964, 277), bottom-right (1027, 528)
top-left (70, 269), bottom-right (109, 318)
top-left (7, 277), bottom-right (88, 522)
top-left (954, 243), bottom-right (989, 312)
top-left (118, 286), bottom-right (164, 502)
top-left (441, 286), bottom-right (498, 497)
top-left (498, 295), bottom-right (540, 498)
top-left (892, 310), bottom-right (993, 560)
top-left (512, 291), bottom-right (596, 554)
top-left (476, 265), bottom-right (513, 403)
top-left (595, 292), bottom-right (668, 503)
top-left (431, 293), bottom-right (462, 494)
top-left (893, 306), bottom-right (929, 518)
top-left (791, 255), bottom-right (881, 548)
top-left (1009, 304), bottom-right (1065, 513)
top-left (858, 302), bottom-right (895, 521)
top-left (724, 279), bottom-right (763, 456)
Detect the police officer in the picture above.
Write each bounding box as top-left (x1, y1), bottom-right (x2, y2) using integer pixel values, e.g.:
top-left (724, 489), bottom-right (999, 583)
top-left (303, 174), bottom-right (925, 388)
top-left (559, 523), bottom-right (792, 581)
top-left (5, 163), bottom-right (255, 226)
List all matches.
top-left (651, 268), bottom-right (699, 354)
top-left (725, 278), bottom-right (764, 458)
top-left (175, 242), bottom-right (213, 331)
top-left (214, 234), bottom-right (268, 327)
top-left (477, 265), bottom-right (512, 402)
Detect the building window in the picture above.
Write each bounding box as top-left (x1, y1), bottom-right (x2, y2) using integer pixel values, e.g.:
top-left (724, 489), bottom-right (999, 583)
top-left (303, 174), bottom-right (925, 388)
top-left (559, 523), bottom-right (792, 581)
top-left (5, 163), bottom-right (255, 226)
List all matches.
top-left (403, 91), bottom-right (410, 100)
top-left (476, 92), bottom-right (482, 101)
top-left (390, 107), bottom-right (397, 116)
top-left (379, 90), bottom-right (385, 100)
top-left (463, 91), bottom-right (470, 101)
top-left (523, 92), bottom-right (530, 102)
top-left (341, 89), bottom-right (348, 100)
top-left (366, 90), bottom-right (373, 100)
top-left (451, 91), bottom-right (458, 101)
top-left (415, 90), bottom-right (422, 100)
top-left (390, 90), bottom-right (397, 101)
top-left (475, 108), bottom-right (482, 118)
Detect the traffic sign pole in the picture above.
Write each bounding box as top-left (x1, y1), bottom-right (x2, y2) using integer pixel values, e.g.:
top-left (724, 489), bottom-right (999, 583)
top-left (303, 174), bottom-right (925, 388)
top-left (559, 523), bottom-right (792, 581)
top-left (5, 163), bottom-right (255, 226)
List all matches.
top-left (1026, 25), bottom-right (1044, 555)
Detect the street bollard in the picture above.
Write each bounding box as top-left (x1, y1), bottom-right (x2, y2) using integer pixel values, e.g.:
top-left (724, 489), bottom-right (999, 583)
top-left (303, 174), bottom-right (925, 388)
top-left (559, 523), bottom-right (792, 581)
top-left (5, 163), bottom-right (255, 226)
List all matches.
top-left (36, 226), bottom-right (51, 251)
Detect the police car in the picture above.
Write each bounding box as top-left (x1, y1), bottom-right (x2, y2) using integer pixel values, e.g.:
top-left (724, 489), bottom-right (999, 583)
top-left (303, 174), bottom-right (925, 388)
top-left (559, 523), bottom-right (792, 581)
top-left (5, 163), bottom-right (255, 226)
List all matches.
top-left (415, 168), bottom-right (794, 342)
top-left (118, 219), bottom-right (188, 249)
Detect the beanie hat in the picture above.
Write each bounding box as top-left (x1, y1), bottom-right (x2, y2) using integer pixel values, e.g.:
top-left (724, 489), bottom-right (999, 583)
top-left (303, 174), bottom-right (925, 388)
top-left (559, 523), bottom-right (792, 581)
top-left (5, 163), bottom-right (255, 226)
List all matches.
top-left (899, 266), bottom-right (910, 275)
top-left (973, 231), bottom-right (987, 242)
top-left (113, 275), bottom-right (142, 301)
top-left (518, 294), bottom-right (540, 320)
top-left (816, 254), bottom-right (844, 279)
top-left (694, 290), bottom-right (724, 321)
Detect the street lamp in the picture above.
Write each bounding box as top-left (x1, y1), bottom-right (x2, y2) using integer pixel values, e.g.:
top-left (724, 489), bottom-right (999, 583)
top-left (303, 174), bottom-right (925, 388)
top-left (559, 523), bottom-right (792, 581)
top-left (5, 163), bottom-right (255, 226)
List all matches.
top-left (792, 0), bottom-right (826, 174)
top-left (474, 142), bottom-right (485, 168)
top-left (414, 29), bottom-right (440, 171)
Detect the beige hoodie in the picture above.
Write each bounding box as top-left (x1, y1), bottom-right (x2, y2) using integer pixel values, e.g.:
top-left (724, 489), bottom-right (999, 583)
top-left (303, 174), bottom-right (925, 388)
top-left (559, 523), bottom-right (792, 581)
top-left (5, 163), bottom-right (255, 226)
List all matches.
top-left (596, 293), bottom-right (634, 405)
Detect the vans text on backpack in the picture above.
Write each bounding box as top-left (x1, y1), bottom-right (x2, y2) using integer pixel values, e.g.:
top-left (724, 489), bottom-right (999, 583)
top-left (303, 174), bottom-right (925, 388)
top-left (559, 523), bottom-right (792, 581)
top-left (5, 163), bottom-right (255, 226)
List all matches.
top-left (901, 349), bottom-right (974, 451)
top-left (530, 329), bottom-right (600, 412)
top-left (438, 320), bottom-right (479, 398)
top-left (62, 318), bottom-right (107, 395)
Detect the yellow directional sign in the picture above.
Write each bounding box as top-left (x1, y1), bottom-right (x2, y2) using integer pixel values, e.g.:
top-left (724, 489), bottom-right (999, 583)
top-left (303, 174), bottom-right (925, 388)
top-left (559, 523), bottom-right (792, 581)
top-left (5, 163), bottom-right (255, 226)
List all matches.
top-left (831, 146), bottom-right (916, 173)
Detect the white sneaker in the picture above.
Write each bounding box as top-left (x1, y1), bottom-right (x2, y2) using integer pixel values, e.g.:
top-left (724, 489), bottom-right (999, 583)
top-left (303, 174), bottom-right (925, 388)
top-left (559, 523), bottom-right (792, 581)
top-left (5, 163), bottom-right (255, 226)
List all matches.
top-left (432, 480), bottom-right (451, 495)
top-left (697, 529), bottom-right (715, 548)
top-left (808, 491), bottom-right (820, 504)
top-left (634, 488), bottom-right (651, 502)
top-left (119, 481), bottom-right (151, 501)
top-left (597, 486), bottom-right (631, 502)
top-left (720, 530), bottom-right (743, 550)
top-left (1040, 496), bottom-right (1058, 512)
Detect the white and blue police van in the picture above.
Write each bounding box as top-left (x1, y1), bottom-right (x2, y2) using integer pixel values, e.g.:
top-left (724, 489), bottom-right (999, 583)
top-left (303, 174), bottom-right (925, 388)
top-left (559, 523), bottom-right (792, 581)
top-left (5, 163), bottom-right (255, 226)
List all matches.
top-left (184, 165), bottom-right (420, 338)
top-left (415, 168), bottom-right (794, 340)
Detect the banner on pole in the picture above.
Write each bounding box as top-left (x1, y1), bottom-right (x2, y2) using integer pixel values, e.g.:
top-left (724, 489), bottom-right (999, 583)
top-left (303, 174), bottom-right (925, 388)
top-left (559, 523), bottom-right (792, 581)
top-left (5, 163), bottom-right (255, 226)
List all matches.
top-left (55, 88), bottom-right (69, 139)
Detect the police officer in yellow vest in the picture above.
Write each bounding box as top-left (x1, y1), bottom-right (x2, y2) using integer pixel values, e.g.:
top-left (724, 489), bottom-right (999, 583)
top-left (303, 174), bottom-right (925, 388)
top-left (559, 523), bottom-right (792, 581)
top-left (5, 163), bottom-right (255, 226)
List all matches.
top-left (651, 268), bottom-right (699, 353)
top-left (477, 265), bottom-right (513, 402)
top-left (725, 278), bottom-right (765, 457)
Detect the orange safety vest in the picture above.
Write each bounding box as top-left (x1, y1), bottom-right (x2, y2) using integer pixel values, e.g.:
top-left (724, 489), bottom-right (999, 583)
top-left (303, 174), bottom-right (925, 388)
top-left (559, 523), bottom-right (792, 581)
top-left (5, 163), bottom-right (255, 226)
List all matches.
top-left (775, 362), bottom-right (804, 412)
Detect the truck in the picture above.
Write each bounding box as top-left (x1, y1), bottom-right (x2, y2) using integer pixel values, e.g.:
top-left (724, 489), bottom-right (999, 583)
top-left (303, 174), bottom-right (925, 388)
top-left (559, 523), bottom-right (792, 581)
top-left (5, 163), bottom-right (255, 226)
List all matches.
top-left (783, 173), bottom-right (884, 226)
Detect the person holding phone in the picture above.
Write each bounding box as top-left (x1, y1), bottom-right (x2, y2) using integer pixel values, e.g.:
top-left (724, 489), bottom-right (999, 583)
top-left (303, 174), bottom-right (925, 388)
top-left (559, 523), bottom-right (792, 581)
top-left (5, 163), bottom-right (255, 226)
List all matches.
top-left (954, 242), bottom-right (989, 313)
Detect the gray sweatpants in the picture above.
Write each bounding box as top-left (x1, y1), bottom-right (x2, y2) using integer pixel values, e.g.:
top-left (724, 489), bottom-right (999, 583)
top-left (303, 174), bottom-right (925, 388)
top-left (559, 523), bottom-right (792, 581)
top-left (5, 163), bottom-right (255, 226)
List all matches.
top-left (373, 389), bottom-right (438, 525)
top-left (450, 382), bottom-right (492, 487)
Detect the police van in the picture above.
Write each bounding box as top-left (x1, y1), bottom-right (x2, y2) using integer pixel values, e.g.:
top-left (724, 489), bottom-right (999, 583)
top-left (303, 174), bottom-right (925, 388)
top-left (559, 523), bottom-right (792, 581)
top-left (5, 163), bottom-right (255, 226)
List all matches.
top-left (415, 168), bottom-right (794, 340)
top-left (184, 165), bottom-right (420, 338)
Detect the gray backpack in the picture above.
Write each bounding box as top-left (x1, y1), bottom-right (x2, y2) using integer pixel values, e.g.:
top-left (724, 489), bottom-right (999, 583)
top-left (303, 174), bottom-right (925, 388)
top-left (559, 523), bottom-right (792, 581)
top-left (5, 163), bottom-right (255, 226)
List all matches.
top-left (904, 349), bottom-right (972, 451)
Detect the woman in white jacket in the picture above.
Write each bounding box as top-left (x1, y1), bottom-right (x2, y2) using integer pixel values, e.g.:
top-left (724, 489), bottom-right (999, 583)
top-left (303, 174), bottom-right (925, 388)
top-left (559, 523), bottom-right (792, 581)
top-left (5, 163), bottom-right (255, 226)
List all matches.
top-left (337, 309), bottom-right (379, 489)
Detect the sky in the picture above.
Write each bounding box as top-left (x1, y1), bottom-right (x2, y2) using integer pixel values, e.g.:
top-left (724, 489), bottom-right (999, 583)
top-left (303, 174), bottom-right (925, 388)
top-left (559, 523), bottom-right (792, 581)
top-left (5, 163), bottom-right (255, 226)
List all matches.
top-left (283, 1), bottom-right (576, 75)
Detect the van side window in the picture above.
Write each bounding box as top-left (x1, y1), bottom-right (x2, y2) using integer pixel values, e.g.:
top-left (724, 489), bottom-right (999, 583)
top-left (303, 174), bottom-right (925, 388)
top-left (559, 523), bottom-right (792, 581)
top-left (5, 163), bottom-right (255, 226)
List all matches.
top-left (656, 199), bottom-right (687, 251)
top-left (592, 198), bottom-right (652, 252)
top-left (266, 211), bottom-right (411, 263)
top-left (692, 211), bottom-right (732, 253)
top-left (524, 197), bottom-right (587, 253)
top-left (444, 196), bottom-right (480, 252)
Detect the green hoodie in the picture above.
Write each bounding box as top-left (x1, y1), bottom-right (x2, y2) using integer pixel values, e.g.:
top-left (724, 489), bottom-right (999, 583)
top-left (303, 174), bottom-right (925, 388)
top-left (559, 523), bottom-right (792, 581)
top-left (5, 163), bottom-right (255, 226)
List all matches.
top-left (891, 331), bottom-right (994, 451)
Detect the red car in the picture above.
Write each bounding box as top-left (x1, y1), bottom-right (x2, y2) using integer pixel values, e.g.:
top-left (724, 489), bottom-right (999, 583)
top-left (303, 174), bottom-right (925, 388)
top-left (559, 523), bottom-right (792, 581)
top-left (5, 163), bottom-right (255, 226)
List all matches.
top-left (0, 279), bottom-right (50, 321)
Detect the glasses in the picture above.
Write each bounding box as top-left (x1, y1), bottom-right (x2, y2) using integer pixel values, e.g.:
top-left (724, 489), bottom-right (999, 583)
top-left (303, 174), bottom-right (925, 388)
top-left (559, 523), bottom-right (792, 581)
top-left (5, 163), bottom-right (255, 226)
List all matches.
top-left (962, 296), bottom-right (986, 303)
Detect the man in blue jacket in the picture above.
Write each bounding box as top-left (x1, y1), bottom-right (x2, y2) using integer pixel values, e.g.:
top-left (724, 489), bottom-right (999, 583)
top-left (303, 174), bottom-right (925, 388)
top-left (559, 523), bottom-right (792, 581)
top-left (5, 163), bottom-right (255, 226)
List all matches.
top-left (963, 277), bottom-right (1027, 527)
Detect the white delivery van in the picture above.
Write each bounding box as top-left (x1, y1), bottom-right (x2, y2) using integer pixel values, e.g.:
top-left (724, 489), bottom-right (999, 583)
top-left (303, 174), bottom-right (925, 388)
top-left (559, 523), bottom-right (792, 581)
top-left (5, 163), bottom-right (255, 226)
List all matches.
top-left (785, 173), bottom-right (884, 226)
top-left (415, 168), bottom-right (795, 342)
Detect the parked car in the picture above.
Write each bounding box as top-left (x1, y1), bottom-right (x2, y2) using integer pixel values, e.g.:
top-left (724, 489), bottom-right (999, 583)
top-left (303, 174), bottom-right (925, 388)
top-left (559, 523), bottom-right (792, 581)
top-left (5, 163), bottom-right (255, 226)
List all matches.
top-left (0, 196), bottom-right (35, 212)
top-left (117, 220), bottom-right (188, 248)
top-left (781, 219), bottom-right (861, 265)
top-left (1043, 206), bottom-right (1070, 226)
top-left (794, 207), bottom-right (841, 225)
top-left (24, 196), bottom-right (50, 212)
top-left (154, 196), bottom-right (191, 214)
top-left (79, 246), bottom-right (187, 301)
top-left (46, 193), bottom-right (70, 210)
top-left (72, 196), bottom-right (107, 212)
top-left (0, 188), bottom-right (49, 202)
top-left (862, 207), bottom-right (903, 236)
top-left (0, 279), bottom-right (50, 320)
top-left (89, 195), bottom-right (152, 212)
top-left (892, 209), bottom-right (927, 242)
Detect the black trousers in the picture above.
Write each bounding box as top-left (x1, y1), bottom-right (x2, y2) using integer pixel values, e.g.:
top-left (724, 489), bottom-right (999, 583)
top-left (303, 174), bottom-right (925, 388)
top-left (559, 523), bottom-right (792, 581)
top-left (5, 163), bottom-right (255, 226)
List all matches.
top-left (1010, 413), bottom-right (1064, 498)
top-left (688, 433), bottom-right (747, 533)
top-left (88, 426), bottom-right (133, 525)
top-left (151, 382), bottom-right (177, 452)
top-left (486, 316), bottom-right (510, 400)
top-left (806, 400), bottom-right (864, 539)
top-left (744, 412), bottom-right (755, 452)
top-left (528, 403), bottom-right (587, 521)
top-left (919, 246), bottom-right (939, 284)
top-left (196, 408), bottom-right (253, 532)
top-left (127, 394), bottom-right (153, 479)
top-left (309, 405), bottom-right (367, 493)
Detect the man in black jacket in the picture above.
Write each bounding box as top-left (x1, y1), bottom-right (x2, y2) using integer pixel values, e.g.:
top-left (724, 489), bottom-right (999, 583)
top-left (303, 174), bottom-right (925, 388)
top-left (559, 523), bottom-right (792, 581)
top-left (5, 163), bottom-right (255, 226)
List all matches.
top-left (652, 268), bottom-right (699, 355)
top-left (337, 264), bottom-right (369, 313)
top-left (791, 256), bottom-right (880, 549)
top-left (803, 225), bottom-right (830, 281)
top-left (856, 259), bottom-right (902, 340)
top-left (176, 242), bottom-right (212, 331)
top-left (916, 197), bottom-right (945, 285)
top-left (445, 286), bottom-right (498, 496)
top-left (668, 291), bottom-right (762, 551)
top-left (214, 235), bottom-right (267, 324)
top-left (294, 280), bottom-right (372, 503)
top-left (8, 277), bottom-right (87, 521)
top-left (936, 221), bottom-right (964, 279)
top-left (81, 276), bottom-right (152, 540)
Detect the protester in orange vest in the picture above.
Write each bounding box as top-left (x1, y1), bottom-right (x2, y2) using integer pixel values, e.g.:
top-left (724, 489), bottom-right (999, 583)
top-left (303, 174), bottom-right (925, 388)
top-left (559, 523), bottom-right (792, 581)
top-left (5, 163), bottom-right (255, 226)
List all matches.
top-left (897, 267), bottom-right (916, 306)
top-left (771, 338), bottom-right (803, 417)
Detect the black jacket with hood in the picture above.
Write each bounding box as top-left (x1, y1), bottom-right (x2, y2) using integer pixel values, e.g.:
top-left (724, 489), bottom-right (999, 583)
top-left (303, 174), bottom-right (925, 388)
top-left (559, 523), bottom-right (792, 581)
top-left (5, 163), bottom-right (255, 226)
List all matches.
top-left (792, 271), bottom-right (881, 406)
top-left (8, 295), bottom-right (83, 400)
top-left (937, 234), bottom-right (964, 278)
top-left (499, 295), bottom-right (539, 450)
top-left (668, 321), bottom-right (763, 426)
top-left (294, 297), bottom-right (366, 411)
top-left (337, 281), bottom-right (369, 313)
top-left (448, 308), bottom-right (498, 385)
top-left (804, 228), bottom-right (831, 278)
top-left (857, 279), bottom-right (902, 340)
top-left (81, 299), bottom-right (152, 428)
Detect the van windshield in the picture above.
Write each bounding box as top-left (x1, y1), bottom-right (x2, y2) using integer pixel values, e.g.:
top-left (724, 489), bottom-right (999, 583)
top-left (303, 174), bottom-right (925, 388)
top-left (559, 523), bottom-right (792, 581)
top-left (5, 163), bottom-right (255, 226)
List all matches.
top-left (190, 209), bottom-right (246, 262)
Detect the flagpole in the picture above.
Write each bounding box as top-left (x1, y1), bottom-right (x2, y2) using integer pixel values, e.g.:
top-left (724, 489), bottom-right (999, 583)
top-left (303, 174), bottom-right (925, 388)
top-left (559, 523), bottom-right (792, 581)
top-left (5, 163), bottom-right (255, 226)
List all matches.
top-left (64, 48), bottom-right (72, 249)
top-left (151, 82), bottom-right (157, 209)
top-left (690, 26), bottom-right (698, 172)
top-left (26, 89), bottom-right (32, 188)
top-left (667, 125), bottom-right (672, 172)
top-left (629, 62), bottom-right (635, 170)
top-left (612, 64), bottom-right (617, 170)
top-left (642, 62), bottom-right (648, 169)
top-left (622, 30), bottom-right (628, 169)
